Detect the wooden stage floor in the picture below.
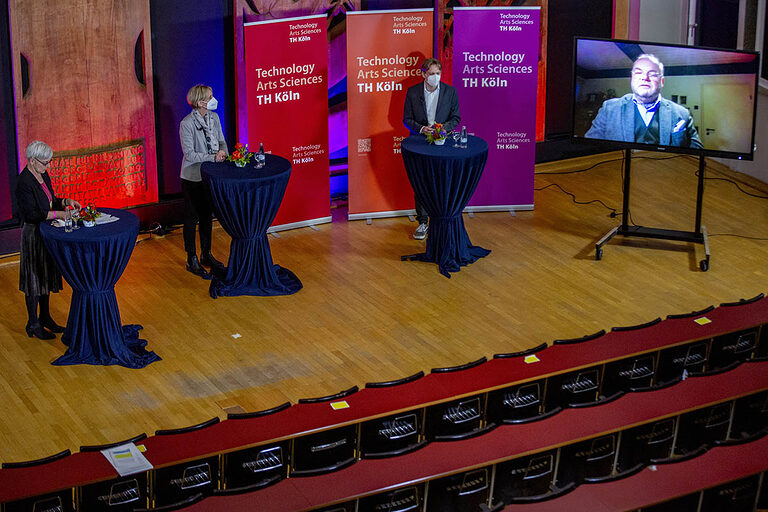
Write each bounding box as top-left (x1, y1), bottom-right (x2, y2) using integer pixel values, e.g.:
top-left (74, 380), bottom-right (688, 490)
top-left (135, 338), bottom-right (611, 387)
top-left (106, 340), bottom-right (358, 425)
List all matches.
top-left (0, 151), bottom-right (766, 462)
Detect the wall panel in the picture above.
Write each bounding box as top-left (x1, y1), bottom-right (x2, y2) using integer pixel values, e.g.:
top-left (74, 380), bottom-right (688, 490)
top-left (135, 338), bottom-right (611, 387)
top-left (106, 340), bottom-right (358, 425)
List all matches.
top-left (8, 0), bottom-right (158, 208)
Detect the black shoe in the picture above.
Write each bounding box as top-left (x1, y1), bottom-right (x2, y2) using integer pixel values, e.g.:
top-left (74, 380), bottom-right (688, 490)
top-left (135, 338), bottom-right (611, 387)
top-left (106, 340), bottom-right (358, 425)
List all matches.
top-left (200, 251), bottom-right (225, 270)
top-left (40, 317), bottom-right (65, 333)
top-left (26, 323), bottom-right (55, 340)
top-left (200, 251), bottom-right (225, 279)
top-left (186, 254), bottom-right (212, 280)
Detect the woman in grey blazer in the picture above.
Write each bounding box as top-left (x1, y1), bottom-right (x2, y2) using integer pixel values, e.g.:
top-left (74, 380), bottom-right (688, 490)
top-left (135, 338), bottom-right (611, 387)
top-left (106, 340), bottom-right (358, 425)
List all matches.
top-left (179, 84), bottom-right (228, 278)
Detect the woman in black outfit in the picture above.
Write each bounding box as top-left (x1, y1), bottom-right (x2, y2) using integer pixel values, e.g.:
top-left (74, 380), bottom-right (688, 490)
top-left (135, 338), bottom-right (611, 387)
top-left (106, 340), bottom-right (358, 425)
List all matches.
top-left (15, 141), bottom-right (81, 339)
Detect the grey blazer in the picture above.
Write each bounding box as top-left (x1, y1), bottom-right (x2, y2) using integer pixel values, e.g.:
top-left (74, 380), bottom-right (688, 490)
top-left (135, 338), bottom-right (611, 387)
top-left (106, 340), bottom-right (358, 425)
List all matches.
top-left (585, 94), bottom-right (702, 149)
top-left (179, 110), bottom-right (228, 182)
top-left (403, 82), bottom-right (461, 135)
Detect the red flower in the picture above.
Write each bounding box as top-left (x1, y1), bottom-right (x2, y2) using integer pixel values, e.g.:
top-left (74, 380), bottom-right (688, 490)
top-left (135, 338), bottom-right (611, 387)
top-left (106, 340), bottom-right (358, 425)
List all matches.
top-left (226, 142), bottom-right (253, 164)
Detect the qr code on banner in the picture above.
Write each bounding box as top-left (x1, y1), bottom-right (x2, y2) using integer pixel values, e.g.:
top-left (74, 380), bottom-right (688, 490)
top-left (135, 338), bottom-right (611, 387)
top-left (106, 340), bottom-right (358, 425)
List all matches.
top-left (357, 138), bottom-right (372, 153)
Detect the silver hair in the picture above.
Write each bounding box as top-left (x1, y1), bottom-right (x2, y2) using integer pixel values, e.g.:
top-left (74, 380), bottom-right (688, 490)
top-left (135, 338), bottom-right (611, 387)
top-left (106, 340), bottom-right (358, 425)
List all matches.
top-left (25, 140), bottom-right (53, 162)
top-left (634, 54), bottom-right (664, 77)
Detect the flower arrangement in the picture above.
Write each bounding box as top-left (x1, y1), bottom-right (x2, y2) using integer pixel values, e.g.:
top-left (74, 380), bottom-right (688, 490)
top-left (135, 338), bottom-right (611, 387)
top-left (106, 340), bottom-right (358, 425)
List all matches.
top-left (78, 205), bottom-right (101, 222)
top-left (425, 122), bottom-right (448, 145)
top-left (227, 142), bottom-right (253, 167)
top-left (78, 205), bottom-right (101, 227)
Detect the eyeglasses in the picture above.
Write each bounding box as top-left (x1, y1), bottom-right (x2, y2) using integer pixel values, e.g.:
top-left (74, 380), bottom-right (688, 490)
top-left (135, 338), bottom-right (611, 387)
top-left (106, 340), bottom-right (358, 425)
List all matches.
top-left (36, 158), bottom-right (52, 166)
top-left (632, 69), bottom-right (661, 80)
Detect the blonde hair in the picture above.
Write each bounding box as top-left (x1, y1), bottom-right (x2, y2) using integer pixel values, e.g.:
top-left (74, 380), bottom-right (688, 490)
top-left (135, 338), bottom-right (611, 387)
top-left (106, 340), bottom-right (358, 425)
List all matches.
top-left (186, 84), bottom-right (212, 108)
top-left (25, 140), bottom-right (53, 162)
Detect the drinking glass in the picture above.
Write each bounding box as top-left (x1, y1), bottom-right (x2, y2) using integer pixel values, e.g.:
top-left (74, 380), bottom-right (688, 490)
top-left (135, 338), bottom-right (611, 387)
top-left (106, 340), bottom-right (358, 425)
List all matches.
top-left (64, 208), bottom-right (72, 232)
top-left (70, 208), bottom-right (80, 229)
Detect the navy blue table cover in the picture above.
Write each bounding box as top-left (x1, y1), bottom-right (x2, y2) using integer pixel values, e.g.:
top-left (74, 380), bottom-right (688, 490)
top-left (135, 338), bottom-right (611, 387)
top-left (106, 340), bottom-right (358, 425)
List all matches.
top-left (39, 208), bottom-right (161, 368)
top-left (400, 135), bottom-right (491, 277)
top-left (202, 157), bottom-right (302, 298)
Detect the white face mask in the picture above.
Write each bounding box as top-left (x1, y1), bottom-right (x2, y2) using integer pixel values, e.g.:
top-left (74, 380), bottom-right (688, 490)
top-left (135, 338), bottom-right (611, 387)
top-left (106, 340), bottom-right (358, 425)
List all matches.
top-left (426, 74), bottom-right (441, 88)
top-left (205, 97), bottom-right (218, 111)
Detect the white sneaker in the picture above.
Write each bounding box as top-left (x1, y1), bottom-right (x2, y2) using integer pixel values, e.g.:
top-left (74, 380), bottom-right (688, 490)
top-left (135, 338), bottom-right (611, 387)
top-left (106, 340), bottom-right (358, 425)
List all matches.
top-left (414, 222), bottom-right (428, 240)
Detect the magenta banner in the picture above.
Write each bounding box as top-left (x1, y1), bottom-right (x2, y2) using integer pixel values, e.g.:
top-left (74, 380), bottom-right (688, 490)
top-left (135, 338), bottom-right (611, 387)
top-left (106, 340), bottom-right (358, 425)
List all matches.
top-left (453, 7), bottom-right (540, 210)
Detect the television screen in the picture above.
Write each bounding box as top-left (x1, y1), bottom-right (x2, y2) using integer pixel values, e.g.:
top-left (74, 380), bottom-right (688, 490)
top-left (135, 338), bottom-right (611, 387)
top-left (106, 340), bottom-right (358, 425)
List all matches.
top-left (571, 37), bottom-right (759, 160)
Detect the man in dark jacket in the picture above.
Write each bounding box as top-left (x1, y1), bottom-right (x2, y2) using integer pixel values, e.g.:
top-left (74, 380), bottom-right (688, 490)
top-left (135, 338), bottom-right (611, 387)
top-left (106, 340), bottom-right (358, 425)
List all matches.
top-left (403, 58), bottom-right (461, 239)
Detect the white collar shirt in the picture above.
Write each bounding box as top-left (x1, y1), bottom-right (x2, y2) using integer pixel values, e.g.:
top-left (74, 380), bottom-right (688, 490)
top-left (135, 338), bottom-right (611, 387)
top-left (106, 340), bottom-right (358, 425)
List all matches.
top-left (424, 83), bottom-right (440, 127)
top-left (633, 96), bottom-right (662, 127)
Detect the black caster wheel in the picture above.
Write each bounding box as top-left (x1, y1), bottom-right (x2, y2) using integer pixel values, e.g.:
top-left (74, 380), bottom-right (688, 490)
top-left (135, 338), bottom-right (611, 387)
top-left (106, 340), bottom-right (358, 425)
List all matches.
top-left (700, 259), bottom-right (709, 272)
top-left (595, 248), bottom-right (603, 261)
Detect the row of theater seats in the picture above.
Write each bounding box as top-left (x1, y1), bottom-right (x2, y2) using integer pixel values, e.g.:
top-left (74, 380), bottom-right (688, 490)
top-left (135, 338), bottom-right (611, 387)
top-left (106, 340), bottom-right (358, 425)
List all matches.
top-left (7, 348), bottom-right (765, 511)
top-left (630, 473), bottom-right (768, 512)
top-left (3, 297), bottom-right (767, 511)
top-left (6, 382), bottom-right (765, 512)
top-left (307, 389), bottom-right (768, 512)
top-left (316, 472), bottom-right (768, 512)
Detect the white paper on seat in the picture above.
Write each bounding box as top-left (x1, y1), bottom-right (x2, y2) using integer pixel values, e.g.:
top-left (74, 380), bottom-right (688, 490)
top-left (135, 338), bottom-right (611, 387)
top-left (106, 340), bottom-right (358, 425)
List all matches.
top-left (101, 443), bottom-right (153, 476)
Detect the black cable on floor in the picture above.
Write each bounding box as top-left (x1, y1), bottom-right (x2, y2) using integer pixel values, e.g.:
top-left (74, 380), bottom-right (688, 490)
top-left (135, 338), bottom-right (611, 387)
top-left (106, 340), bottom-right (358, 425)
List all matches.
top-left (534, 157), bottom-right (624, 175)
top-left (699, 171), bottom-right (768, 200)
top-left (534, 182), bottom-right (618, 217)
top-left (534, 154), bottom-right (684, 176)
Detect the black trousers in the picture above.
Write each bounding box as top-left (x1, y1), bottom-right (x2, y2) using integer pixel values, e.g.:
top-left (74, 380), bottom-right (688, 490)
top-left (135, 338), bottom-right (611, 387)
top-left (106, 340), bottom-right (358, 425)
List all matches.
top-left (414, 195), bottom-right (428, 224)
top-left (181, 178), bottom-right (214, 255)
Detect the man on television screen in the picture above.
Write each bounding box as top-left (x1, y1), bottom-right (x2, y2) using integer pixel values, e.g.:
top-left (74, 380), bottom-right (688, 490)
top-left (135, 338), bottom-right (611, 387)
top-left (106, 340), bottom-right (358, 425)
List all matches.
top-left (585, 54), bottom-right (703, 149)
top-left (403, 57), bottom-right (461, 240)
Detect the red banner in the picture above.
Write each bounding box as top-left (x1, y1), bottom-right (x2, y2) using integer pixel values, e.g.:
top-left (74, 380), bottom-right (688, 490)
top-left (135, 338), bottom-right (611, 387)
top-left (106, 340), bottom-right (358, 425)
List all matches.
top-left (346, 10), bottom-right (433, 219)
top-left (244, 15), bottom-right (330, 229)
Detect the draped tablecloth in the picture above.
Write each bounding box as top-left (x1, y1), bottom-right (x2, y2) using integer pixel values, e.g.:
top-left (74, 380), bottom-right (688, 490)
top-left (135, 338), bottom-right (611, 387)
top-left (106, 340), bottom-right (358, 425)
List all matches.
top-left (40, 208), bottom-right (160, 368)
top-left (202, 157), bottom-right (302, 298)
top-left (401, 135), bottom-right (491, 277)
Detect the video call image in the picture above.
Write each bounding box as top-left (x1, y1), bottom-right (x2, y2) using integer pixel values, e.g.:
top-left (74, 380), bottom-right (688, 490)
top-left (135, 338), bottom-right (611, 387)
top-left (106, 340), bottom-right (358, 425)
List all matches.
top-left (572, 38), bottom-right (759, 157)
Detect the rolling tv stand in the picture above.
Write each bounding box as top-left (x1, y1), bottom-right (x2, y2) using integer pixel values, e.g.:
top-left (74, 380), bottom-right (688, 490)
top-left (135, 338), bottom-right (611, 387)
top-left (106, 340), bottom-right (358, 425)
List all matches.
top-left (595, 149), bottom-right (711, 271)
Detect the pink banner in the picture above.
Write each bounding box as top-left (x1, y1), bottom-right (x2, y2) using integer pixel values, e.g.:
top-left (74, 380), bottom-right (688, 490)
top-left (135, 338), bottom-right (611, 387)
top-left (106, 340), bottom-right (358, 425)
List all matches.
top-left (244, 15), bottom-right (330, 229)
top-left (453, 7), bottom-right (540, 210)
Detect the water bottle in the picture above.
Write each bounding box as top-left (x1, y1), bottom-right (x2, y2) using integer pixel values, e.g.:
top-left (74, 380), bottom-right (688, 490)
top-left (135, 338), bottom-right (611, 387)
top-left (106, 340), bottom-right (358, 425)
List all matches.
top-left (64, 206), bottom-right (72, 233)
top-left (460, 126), bottom-right (468, 149)
top-left (256, 143), bottom-right (266, 168)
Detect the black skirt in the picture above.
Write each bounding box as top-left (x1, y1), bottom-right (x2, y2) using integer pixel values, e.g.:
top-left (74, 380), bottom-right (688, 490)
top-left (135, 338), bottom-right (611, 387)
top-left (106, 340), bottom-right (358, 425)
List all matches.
top-left (19, 222), bottom-right (62, 296)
